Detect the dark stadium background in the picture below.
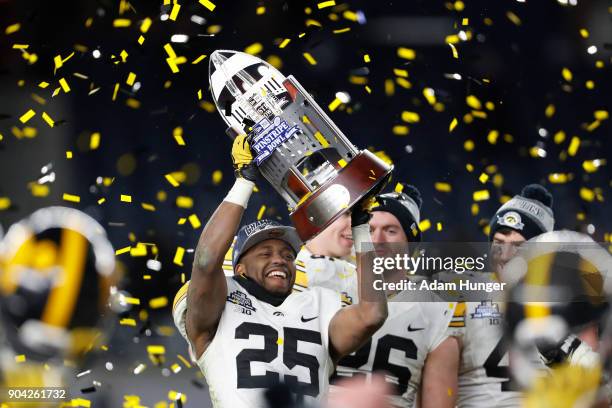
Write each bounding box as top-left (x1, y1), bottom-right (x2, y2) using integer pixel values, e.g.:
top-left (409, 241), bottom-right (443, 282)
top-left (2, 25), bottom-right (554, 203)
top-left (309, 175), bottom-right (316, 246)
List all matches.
top-left (0, 0), bottom-right (610, 405)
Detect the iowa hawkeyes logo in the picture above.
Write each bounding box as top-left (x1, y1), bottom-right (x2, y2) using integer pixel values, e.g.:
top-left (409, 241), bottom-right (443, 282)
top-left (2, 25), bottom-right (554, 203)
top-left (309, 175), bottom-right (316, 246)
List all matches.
top-left (497, 211), bottom-right (524, 230)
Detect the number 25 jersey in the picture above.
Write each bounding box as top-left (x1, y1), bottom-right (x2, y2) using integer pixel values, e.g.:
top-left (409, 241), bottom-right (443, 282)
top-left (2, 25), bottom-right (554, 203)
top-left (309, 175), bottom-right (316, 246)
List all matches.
top-left (173, 276), bottom-right (342, 408)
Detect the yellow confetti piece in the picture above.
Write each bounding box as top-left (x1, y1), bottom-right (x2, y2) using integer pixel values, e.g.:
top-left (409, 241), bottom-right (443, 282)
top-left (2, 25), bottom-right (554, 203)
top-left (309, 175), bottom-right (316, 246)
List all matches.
top-left (317, 0), bottom-right (335, 8)
top-left (397, 47), bottom-right (416, 60)
top-left (148, 297), bottom-right (168, 309)
top-left (579, 28), bottom-right (589, 38)
top-left (435, 182), bottom-right (452, 192)
top-left (41, 112), bottom-right (55, 127)
top-left (189, 214), bottom-right (202, 229)
top-left (115, 246), bottom-right (131, 255)
top-left (177, 217), bottom-right (187, 225)
top-left (12, 44), bottom-right (29, 49)
top-left (568, 136), bottom-right (580, 156)
top-left (19, 109), bottom-right (36, 124)
top-left (473, 190), bottom-right (490, 201)
top-left (562, 67), bottom-right (573, 81)
top-left (113, 19), bottom-right (132, 27)
top-left (257, 205), bottom-right (266, 220)
top-left (418, 219), bottom-right (432, 232)
top-left (305, 19), bottom-right (322, 27)
top-left (15, 354), bottom-right (26, 363)
top-left (401, 111), bottom-right (420, 123)
top-left (506, 11), bottom-right (521, 25)
top-left (333, 27), bottom-right (351, 34)
top-left (583, 159), bottom-right (605, 173)
top-left (38, 81), bottom-right (49, 89)
top-left (120, 318), bottom-right (136, 326)
top-left (392, 125), bottom-right (409, 136)
top-left (395, 78), bottom-right (411, 89)
top-left (448, 43), bottom-right (459, 59)
top-left (169, 3), bottom-right (181, 21)
top-left (328, 97), bottom-right (342, 112)
top-left (478, 173), bottom-right (489, 183)
top-left (141, 17), bottom-right (152, 33)
top-left (63, 193), bottom-right (80, 203)
top-left (462, 18), bottom-right (469, 26)
top-left (594, 110), bottom-right (609, 120)
top-left (111, 83), bottom-right (120, 101)
top-left (95, 197), bottom-right (105, 205)
top-left (66, 151), bottom-right (73, 159)
top-left (487, 130), bottom-right (499, 145)
top-left (141, 202), bottom-right (156, 211)
top-left (126, 72), bottom-right (136, 86)
top-left (173, 127), bottom-right (186, 146)
top-left (174, 196), bottom-right (193, 210)
top-left (212, 170), bottom-right (223, 185)
top-left (585, 80), bottom-right (594, 89)
top-left (192, 54), bottom-right (207, 64)
top-left (423, 88), bottom-right (436, 105)
top-left (303, 52), bottom-right (317, 65)
top-left (90, 132), bottom-right (101, 150)
top-left (173, 247), bottom-right (185, 266)
top-left (137, 35), bottom-right (145, 45)
top-left (449, 118), bottom-right (458, 132)
top-left (554, 130), bottom-right (566, 144)
top-left (120, 194), bottom-right (132, 203)
top-left (545, 104), bottom-right (556, 118)
top-left (256, 6), bottom-right (266, 14)
top-left (165, 173), bottom-right (180, 187)
top-left (363, 54), bottom-right (371, 63)
top-left (466, 95), bottom-right (482, 110)
top-left (245, 42), bottom-right (263, 55)
top-left (5, 23), bottom-right (21, 35)
top-left (124, 296), bottom-right (141, 305)
top-left (437, 222), bottom-right (443, 231)
top-left (0, 197), bottom-right (11, 210)
top-left (279, 38), bottom-right (291, 49)
top-left (120, 49), bottom-right (128, 62)
top-left (393, 68), bottom-right (408, 78)
top-left (580, 187), bottom-right (595, 202)
top-left (199, 0), bottom-right (216, 11)
top-left (548, 173), bottom-right (570, 184)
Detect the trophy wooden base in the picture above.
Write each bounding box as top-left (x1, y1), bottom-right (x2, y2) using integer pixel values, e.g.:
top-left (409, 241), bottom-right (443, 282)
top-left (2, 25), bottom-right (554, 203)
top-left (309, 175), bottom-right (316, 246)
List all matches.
top-left (290, 150), bottom-right (393, 241)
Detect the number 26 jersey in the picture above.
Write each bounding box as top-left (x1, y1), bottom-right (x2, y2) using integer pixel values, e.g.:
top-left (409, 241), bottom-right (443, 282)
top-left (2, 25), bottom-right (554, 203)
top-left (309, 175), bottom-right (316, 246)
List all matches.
top-left (173, 276), bottom-right (342, 408)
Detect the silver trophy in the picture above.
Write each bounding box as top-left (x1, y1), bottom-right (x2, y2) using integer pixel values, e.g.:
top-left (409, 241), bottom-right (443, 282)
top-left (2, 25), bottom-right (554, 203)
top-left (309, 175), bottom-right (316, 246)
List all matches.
top-left (209, 50), bottom-right (392, 240)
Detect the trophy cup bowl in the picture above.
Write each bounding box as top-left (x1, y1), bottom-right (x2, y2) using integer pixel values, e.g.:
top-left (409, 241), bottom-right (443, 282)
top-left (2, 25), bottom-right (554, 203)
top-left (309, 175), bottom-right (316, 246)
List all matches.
top-left (209, 50), bottom-right (392, 241)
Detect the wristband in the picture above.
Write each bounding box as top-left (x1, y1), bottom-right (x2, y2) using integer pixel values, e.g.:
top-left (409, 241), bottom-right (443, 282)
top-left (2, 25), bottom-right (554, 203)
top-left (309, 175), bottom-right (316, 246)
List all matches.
top-left (223, 178), bottom-right (255, 209)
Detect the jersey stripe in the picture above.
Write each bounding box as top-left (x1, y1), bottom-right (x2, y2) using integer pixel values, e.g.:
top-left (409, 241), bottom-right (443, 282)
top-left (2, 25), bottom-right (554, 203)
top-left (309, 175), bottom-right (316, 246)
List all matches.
top-left (449, 301), bottom-right (466, 327)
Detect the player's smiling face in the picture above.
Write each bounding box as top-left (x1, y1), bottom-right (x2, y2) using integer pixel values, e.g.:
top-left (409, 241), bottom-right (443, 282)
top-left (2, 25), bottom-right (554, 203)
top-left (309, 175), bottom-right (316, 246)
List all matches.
top-left (237, 239), bottom-right (296, 296)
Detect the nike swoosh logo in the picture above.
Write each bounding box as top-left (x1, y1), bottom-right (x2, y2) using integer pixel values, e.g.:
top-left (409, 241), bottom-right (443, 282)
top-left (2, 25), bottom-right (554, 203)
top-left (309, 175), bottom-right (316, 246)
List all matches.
top-left (301, 316), bottom-right (318, 323)
top-left (407, 325), bottom-right (424, 332)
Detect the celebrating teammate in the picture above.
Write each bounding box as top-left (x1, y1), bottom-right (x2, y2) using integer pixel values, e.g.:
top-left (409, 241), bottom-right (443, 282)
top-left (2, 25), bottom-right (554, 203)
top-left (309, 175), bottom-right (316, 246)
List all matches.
top-left (448, 184), bottom-right (555, 407)
top-left (172, 135), bottom-right (388, 407)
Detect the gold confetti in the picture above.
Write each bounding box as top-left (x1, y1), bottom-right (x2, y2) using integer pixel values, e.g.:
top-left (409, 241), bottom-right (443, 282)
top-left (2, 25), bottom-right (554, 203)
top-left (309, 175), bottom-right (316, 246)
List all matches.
top-left (363, 54), bottom-right (371, 63)
top-left (189, 214), bottom-right (202, 229)
top-left (554, 130), bottom-right (566, 144)
top-left (97, 198), bottom-right (106, 205)
top-left (473, 190), bottom-right (490, 201)
top-left (178, 217), bottom-right (187, 225)
top-left (545, 104), bottom-right (555, 118)
top-left (38, 81), bottom-right (49, 89)
top-left (305, 19), bottom-right (322, 27)
top-left (397, 47), bottom-right (416, 60)
top-left (19, 109), bottom-right (36, 124)
top-left (149, 297), bottom-right (168, 309)
top-left (176, 196), bottom-right (193, 208)
top-left (466, 95), bottom-right (482, 110)
top-left (141, 202), bottom-right (156, 211)
top-left (165, 173), bottom-right (180, 187)
top-left (328, 97), bottom-right (342, 112)
top-left (120, 318), bottom-right (136, 326)
top-left (487, 130), bottom-right (499, 144)
top-left (279, 38), bottom-right (291, 49)
top-left (392, 125), bottom-right (409, 136)
top-left (212, 170), bottom-right (223, 184)
top-left (112, 83), bottom-right (120, 101)
top-left (423, 88), bottom-right (436, 105)
top-left (256, 6), bottom-right (266, 14)
top-left (199, 0), bottom-right (216, 11)
top-left (448, 43), bottom-right (459, 59)
top-left (169, 3), bottom-right (181, 21)
top-left (303, 52), bottom-right (317, 65)
top-left (583, 159), bottom-right (605, 173)
top-left (418, 219), bottom-right (432, 232)
top-left (395, 78), bottom-right (411, 89)
top-left (140, 17), bottom-right (152, 33)
top-left (12, 44), bottom-right (28, 49)
top-left (40, 112), bottom-right (54, 127)
top-left (333, 27), bottom-right (351, 34)
top-left (568, 136), bottom-right (580, 156)
top-left (449, 118), bottom-right (458, 132)
top-left (0, 197), bottom-right (11, 210)
top-left (580, 187), bottom-right (595, 202)
top-left (192, 54), bottom-right (207, 64)
top-left (90, 132), bottom-right (101, 150)
top-left (462, 18), bottom-right (469, 25)
top-left (15, 354), bottom-right (26, 363)
top-left (548, 173), bottom-right (570, 184)
top-left (63, 193), bottom-right (80, 203)
top-left (57, 77), bottom-right (70, 93)
top-left (478, 173), bottom-right (489, 183)
top-left (66, 151), bottom-right (73, 159)
top-left (126, 72), bottom-right (136, 86)
top-left (120, 194), bottom-right (132, 203)
top-left (435, 182), bottom-right (452, 192)
top-left (393, 68), bottom-right (408, 78)
top-left (245, 42), bottom-right (263, 55)
top-left (173, 247), bottom-right (185, 266)
top-left (579, 28), bottom-right (589, 38)
top-left (137, 35), bottom-right (145, 45)
top-left (173, 127), bottom-right (186, 146)
top-left (506, 11), bottom-right (521, 25)
top-left (401, 111), bottom-right (420, 123)
top-left (257, 205), bottom-right (266, 220)
top-left (5, 23), bottom-right (21, 35)
top-left (113, 19), bottom-right (132, 27)
top-left (562, 67), bottom-right (573, 81)
top-left (594, 110), bottom-right (609, 120)
top-left (318, 0), bottom-right (336, 9)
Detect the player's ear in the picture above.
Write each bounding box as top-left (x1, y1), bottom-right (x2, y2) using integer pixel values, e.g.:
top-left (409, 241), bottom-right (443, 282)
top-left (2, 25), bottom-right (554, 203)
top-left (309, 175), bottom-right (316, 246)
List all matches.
top-left (235, 262), bottom-right (246, 276)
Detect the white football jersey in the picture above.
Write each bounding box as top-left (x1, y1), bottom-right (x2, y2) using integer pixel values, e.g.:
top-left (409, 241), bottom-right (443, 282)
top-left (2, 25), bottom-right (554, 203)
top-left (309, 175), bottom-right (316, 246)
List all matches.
top-left (293, 247), bottom-right (358, 306)
top-left (449, 298), bottom-right (522, 407)
top-left (335, 296), bottom-right (455, 407)
top-left (173, 276), bottom-right (342, 408)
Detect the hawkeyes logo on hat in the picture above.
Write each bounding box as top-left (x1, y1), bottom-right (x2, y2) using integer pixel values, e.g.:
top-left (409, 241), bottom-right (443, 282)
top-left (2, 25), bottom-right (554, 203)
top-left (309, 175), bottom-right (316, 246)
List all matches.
top-left (497, 211), bottom-right (525, 230)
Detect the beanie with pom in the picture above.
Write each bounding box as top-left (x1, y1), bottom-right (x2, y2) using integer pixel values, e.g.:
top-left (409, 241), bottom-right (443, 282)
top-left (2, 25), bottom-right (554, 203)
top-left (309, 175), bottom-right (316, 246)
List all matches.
top-left (489, 184), bottom-right (555, 241)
